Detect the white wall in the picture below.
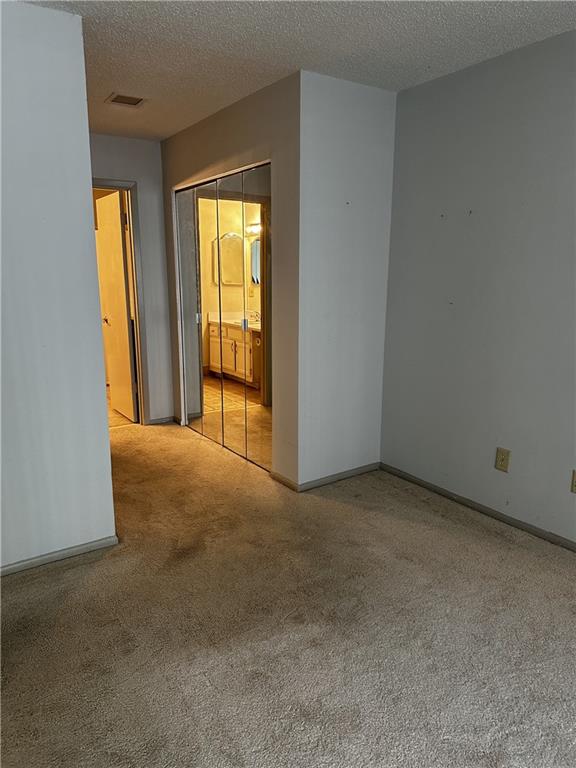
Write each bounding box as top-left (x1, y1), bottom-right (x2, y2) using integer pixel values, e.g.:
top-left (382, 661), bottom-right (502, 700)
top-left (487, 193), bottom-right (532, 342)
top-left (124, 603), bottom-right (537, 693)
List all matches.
top-left (90, 133), bottom-right (172, 422)
top-left (162, 73), bottom-right (301, 483)
top-left (299, 72), bottom-right (396, 484)
top-left (382, 32), bottom-right (576, 542)
top-left (163, 71), bottom-right (396, 487)
top-left (1, 3), bottom-right (116, 569)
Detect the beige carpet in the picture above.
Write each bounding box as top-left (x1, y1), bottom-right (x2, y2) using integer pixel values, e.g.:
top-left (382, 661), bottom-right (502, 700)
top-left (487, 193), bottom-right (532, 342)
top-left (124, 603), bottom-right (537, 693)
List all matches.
top-left (2, 424), bottom-right (576, 767)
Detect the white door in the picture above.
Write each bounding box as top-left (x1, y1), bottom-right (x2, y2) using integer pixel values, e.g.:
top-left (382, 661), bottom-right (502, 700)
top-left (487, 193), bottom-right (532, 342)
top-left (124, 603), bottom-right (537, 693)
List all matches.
top-left (94, 190), bottom-right (137, 422)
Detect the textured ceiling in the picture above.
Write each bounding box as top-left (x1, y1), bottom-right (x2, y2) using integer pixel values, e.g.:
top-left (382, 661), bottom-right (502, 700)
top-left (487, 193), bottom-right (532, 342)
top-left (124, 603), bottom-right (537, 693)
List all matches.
top-left (33, 1), bottom-right (576, 140)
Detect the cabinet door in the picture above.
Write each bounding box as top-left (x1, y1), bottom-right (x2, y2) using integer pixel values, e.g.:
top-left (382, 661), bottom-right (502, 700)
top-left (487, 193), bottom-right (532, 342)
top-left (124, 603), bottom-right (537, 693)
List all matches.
top-left (221, 338), bottom-right (236, 374)
top-left (209, 335), bottom-right (221, 370)
top-left (235, 339), bottom-right (252, 382)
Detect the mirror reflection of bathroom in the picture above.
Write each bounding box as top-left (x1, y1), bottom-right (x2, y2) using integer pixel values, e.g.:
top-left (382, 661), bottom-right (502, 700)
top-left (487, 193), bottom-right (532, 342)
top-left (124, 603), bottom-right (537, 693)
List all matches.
top-left (175, 163), bottom-right (271, 471)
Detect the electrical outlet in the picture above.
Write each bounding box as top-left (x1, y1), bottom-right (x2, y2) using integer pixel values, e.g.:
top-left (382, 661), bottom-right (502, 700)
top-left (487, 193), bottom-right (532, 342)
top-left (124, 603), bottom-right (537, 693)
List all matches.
top-left (571, 470), bottom-right (576, 494)
top-left (495, 447), bottom-right (511, 473)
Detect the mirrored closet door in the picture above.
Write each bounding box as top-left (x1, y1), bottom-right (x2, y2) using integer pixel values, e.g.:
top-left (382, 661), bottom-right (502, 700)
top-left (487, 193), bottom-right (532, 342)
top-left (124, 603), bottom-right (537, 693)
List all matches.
top-left (174, 164), bottom-right (272, 471)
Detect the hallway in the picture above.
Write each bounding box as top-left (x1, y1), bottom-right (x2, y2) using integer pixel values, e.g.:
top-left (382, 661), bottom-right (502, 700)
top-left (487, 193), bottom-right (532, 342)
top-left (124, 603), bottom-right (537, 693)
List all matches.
top-left (2, 424), bottom-right (576, 767)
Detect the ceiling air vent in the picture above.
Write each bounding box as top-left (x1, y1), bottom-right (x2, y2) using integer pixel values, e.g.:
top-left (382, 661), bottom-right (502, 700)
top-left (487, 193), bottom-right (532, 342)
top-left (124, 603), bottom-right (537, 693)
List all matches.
top-left (106, 93), bottom-right (144, 107)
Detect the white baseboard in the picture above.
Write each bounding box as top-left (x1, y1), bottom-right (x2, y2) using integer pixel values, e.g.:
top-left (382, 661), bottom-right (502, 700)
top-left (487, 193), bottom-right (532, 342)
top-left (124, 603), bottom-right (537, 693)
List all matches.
top-left (272, 462), bottom-right (381, 492)
top-left (1, 535), bottom-right (119, 576)
top-left (381, 463), bottom-right (576, 553)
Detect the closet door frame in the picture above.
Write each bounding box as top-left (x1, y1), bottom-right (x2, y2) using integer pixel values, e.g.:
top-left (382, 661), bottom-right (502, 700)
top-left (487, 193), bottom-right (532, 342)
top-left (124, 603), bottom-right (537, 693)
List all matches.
top-left (173, 162), bottom-right (272, 466)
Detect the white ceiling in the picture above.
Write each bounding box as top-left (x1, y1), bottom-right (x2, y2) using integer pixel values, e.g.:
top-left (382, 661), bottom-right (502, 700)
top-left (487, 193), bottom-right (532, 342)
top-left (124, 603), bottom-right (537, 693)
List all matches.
top-left (34, 1), bottom-right (576, 141)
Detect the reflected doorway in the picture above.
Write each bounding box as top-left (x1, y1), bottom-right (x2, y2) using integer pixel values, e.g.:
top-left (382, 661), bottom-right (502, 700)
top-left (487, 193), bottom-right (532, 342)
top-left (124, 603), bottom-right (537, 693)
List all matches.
top-left (93, 187), bottom-right (141, 429)
top-left (175, 164), bottom-right (272, 470)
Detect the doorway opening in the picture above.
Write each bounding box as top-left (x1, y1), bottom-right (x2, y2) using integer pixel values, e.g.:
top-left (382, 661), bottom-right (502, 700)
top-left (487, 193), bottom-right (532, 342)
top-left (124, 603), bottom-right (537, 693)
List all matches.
top-left (93, 186), bottom-right (142, 429)
top-left (175, 164), bottom-right (272, 470)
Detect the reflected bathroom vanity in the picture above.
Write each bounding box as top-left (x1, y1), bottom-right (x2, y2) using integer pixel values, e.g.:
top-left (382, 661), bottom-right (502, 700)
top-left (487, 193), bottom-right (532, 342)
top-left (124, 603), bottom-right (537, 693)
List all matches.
top-left (208, 314), bottom-right (262, 386)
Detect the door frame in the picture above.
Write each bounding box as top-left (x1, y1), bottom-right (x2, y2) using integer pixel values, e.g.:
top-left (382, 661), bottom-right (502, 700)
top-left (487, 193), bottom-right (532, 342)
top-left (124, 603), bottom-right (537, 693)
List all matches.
top-left (93, 178), bottom-right (148, 425)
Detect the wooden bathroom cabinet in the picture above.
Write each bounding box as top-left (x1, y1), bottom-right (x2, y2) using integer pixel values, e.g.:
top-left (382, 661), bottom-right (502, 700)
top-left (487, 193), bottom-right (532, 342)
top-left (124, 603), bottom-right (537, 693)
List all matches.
top-left (208, 322), bottom-right (262, 386)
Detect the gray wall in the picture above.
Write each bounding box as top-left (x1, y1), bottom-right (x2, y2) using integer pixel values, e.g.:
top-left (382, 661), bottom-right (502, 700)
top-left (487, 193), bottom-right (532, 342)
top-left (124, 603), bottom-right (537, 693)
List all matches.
top-left (299, 72), bottom-right (396, 483)
top-left (1, 3), bottom-right (116, 569)
top-left (382, 32), bottom-right (576, 541)
top-left (90, 133), bottom-right (173, 422)
top-left (162, 73), bottom-right (301, 483)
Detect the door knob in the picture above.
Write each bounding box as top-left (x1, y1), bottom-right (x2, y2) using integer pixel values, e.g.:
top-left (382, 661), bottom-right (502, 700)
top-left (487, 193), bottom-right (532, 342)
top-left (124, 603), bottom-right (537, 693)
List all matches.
top-left (102, 317), bottom-right (110, 325)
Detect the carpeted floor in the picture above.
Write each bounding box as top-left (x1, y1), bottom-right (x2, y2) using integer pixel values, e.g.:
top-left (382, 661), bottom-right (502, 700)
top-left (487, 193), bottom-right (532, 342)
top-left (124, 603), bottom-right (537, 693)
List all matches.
top-left (2, 424), bottom-right (576, 768)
